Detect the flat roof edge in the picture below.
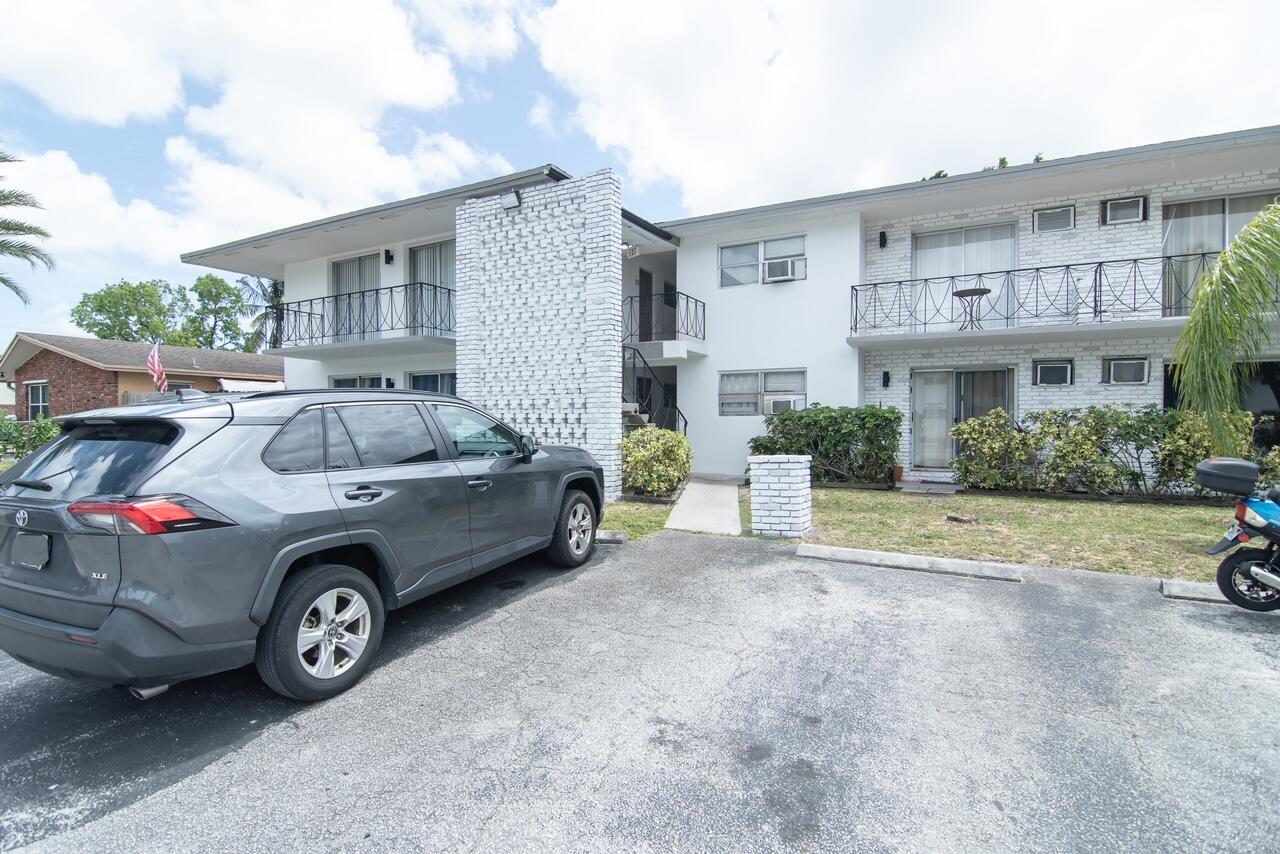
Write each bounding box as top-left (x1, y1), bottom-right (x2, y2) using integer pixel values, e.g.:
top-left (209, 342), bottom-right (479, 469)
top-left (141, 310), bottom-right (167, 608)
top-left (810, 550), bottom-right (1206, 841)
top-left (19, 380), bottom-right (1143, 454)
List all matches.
top-left (180, 164), bottom-right (572, 263)
top-left (659, 124), bottom-right (1280, 230)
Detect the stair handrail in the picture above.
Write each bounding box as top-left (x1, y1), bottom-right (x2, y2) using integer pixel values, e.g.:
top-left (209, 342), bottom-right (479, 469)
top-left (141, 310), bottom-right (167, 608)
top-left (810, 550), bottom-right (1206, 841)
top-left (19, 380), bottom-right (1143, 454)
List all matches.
top-left (621, 345), bottom-right (687, 433)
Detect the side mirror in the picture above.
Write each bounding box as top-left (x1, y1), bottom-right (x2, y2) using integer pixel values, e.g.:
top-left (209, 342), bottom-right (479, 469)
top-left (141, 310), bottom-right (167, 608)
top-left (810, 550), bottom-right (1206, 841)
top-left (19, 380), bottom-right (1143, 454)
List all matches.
top-left (519, 434), bottom-right (537, 463)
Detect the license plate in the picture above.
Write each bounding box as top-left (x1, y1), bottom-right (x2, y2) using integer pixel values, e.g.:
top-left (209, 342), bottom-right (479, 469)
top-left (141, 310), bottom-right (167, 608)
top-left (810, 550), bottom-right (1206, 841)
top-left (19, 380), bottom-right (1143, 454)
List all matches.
top-left (10, 532), bottom-right (50, 571)
top-left (1224, 523), bottom-right (1242, 541)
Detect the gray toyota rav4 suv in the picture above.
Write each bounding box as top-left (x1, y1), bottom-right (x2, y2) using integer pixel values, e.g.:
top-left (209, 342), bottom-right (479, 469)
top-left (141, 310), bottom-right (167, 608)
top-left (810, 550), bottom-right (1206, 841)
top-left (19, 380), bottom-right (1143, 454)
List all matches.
top-left (0, 389), bottom-right (603, 701)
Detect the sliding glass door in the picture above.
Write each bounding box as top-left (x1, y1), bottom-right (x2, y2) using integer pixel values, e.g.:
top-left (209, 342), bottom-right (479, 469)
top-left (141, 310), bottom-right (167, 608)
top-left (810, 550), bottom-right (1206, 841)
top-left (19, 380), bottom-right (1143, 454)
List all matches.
top-left (332, 254), bottom-right (380, 342)
top-left (406, 239), bottom-right (455, 335)
top-left (1162, 192), bottom-right (1277, 315)
top-left (912, 224), bottom-right (1017, 331)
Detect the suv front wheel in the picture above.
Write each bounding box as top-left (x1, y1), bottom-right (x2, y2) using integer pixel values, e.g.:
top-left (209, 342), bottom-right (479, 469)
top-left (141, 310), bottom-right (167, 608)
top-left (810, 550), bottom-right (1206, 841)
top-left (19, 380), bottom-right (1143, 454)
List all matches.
top-left (545, 489), bottom-right (597, 569)
top-left (256, 563), bottom-right (385, 701)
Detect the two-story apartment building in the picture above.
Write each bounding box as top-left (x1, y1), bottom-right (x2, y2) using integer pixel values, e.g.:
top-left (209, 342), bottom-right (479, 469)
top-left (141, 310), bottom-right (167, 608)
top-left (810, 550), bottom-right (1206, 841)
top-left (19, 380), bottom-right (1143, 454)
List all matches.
top-left (182, 126), bottom-right (1280, 497)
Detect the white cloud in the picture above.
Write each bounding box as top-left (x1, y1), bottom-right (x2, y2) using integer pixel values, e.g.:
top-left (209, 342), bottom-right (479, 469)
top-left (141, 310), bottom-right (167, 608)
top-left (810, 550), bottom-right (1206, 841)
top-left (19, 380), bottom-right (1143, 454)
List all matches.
top-left (528, 92), bottom-right (556, 134)
top-left (529, 0), bottom-right (1280, 214)
top-left (408, 0), bottom-right (532, 66)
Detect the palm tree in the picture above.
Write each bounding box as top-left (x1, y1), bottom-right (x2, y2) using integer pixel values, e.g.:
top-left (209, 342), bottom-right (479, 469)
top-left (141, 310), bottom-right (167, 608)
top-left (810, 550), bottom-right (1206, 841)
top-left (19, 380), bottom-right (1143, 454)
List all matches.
top-left (238, 275), bottom-right (286, 351)
top-left (1173, 203), bottom-right (1280, 452)
top-left (0, 150), bottom-right (54, 303)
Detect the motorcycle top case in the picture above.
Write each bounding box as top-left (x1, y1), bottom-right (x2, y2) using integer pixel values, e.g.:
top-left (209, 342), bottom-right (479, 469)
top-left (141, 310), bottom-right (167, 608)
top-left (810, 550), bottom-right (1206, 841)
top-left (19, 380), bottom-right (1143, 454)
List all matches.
top-left (1195, 457), bottom-right (1260, 496)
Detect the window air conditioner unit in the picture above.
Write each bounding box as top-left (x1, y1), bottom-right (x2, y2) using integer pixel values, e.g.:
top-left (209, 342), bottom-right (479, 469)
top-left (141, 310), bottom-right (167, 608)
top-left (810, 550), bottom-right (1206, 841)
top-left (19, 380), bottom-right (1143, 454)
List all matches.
top-left (763, 257), bottom-right (806, 283)
top-left (767, 396), bottom-right (804, 414)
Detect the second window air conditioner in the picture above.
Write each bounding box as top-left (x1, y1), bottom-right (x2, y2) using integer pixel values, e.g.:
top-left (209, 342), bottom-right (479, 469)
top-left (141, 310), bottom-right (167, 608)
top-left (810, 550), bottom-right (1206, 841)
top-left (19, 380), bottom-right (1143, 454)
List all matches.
top-left (763, 257), bottom-right (807, 283)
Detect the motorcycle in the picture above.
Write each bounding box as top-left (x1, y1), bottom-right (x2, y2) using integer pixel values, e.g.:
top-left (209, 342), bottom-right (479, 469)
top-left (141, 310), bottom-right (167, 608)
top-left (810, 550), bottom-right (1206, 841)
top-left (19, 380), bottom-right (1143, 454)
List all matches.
top-left (1199, 458), bottom-right (1280, 611)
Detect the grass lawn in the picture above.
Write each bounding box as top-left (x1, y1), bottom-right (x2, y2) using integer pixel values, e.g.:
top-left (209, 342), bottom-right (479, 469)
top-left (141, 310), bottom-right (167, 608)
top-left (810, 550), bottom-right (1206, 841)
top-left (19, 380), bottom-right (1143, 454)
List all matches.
top-left (601, 500), bottom-right (672, 540)
top-left (804, 487), bottom-right (1235, 582)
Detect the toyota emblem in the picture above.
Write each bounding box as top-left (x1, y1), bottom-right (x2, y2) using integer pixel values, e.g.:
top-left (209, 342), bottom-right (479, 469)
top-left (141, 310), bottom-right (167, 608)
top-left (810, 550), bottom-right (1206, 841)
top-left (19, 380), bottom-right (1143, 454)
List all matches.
top-left (14, 509), bottom-right (28, 527)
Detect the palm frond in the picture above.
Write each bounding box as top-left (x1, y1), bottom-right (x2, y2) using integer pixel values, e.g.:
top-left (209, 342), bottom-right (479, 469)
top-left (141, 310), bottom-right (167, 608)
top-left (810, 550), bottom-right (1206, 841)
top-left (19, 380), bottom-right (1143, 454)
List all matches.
top-left (0, 218), bottom-right (51, 238)
top-left (0, 271), bottom-right (30, 304)
top-left (0, 238), bottom-right (54, 270)
top-left (0, 151), bottom-right (16, 165)
top-left (1173, 203), bottom-right (1280, 452)
top-left (0, 188), bottom-right (42, 209)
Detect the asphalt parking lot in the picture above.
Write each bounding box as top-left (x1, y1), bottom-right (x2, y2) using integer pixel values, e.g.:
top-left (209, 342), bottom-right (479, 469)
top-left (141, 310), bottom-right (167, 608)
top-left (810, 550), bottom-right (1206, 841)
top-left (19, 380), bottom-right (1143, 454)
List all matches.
top-left (3, 530), bottom-right (1279, 852)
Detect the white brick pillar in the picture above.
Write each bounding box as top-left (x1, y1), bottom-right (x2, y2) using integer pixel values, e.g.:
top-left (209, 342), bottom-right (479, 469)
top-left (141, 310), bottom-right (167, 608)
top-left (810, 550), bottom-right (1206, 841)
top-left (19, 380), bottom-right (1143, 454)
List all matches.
top-left (748, 455), bottom-right (813, 537)
top-left (455, 170), bottom-right (624, 499)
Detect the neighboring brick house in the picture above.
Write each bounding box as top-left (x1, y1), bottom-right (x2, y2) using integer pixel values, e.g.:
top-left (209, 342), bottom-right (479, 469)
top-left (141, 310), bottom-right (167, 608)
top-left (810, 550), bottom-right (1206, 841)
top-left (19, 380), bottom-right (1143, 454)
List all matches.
top-left (0, 333), bottom-right (284, 419)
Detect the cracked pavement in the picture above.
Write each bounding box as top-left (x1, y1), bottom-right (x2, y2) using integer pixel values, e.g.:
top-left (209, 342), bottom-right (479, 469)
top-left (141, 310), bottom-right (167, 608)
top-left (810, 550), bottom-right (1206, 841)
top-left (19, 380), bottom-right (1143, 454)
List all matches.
top-left (2, 530), bottom-right (1279, 852)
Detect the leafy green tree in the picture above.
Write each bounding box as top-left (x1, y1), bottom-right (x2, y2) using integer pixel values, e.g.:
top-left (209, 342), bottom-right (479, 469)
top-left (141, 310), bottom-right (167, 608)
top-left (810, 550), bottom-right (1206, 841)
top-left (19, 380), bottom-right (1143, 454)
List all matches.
top-left (238, 275), bottom-right (285, 351)
top-left (1173, 204), bottom-right (1280, 452)
top-left (0, 150), bottom-right (54, 303)
top-left (183, 274), bottom-right (247, 350)
top-left (70, 279), bottom-right (195, 345)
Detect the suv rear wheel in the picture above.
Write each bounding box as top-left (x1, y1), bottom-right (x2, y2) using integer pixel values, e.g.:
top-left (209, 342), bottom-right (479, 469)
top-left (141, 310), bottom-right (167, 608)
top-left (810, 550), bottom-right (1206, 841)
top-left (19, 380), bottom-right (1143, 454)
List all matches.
top-left (255, 563), bottom-right (385, 701)
top-left (545, 489), bottom-right (596, 568)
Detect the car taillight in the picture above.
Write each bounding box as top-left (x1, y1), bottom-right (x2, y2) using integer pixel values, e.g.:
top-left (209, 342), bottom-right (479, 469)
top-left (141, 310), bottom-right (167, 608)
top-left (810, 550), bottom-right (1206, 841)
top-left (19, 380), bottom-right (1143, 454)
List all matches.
top-left (69, 495), bottom-right (235, 535)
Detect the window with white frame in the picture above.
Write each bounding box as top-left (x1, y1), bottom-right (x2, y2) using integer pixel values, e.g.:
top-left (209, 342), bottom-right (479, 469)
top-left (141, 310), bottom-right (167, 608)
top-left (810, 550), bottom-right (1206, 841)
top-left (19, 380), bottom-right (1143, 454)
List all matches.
top-left (719, 236), bottom-right (806, 287)
top-left (1032, 359), bottom-right (1073, 386)
top-left (330, 375), bottom-right (383, 389)
top-left (1033, 206), bottom-right (1075, 233)
top-left (719, 369), bottom-right (807, 416)
top-left (26, 382), bottom-right (48, 420)
top-left (1102, 357), bottom-right (1148, 385)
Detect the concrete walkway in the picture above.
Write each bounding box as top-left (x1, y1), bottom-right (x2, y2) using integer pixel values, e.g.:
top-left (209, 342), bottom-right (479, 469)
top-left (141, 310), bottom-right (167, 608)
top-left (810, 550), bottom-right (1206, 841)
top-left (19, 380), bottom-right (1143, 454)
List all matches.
top-left (665, 477), bottom-right (743, 535)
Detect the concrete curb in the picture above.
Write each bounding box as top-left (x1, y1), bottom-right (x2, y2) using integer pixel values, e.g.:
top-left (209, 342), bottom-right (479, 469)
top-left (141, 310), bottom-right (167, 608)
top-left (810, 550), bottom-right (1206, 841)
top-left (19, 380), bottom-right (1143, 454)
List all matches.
top-left (795, 543), bottom-right (1025, 583)
top-left (597, 530), bottom-right (628, 545)
top-left (1160, 579), bottom-right (1228, 604)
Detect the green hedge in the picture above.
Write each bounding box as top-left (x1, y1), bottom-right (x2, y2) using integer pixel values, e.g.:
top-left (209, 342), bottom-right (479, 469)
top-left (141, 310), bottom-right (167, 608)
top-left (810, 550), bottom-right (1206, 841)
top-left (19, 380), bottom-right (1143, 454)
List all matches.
top-left (749, 404), bottom-right (902, 484)
top-left (0, 416), bottom-right (62, 460)
top-left (622, 427), bottom-right (692, 496)
top-left (951, 404), bottom-right (1277, 496)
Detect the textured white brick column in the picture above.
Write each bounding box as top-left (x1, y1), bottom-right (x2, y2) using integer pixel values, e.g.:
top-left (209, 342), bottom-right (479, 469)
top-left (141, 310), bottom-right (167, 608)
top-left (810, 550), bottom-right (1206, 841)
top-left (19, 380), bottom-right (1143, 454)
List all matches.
top-left (455, 170), bottom-right (624, 499)
top-left (749, 455), bottom-right (813, 538)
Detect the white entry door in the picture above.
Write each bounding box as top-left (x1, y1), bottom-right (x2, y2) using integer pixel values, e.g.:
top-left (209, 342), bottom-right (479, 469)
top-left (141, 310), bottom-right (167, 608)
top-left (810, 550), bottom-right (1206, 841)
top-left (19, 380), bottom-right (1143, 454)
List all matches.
top-left (912, 370), bottom-right (954, 468)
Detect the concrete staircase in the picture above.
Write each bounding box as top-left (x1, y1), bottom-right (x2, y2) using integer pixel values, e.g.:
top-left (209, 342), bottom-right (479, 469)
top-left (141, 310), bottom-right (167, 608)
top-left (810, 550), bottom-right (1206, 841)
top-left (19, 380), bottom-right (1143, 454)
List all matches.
top-left (621, 401), bottom-right (651, 433)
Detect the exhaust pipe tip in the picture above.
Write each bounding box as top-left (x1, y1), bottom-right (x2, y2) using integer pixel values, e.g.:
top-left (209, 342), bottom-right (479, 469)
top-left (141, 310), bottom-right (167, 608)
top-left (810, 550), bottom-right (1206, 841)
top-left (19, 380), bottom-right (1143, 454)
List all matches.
top-left (129, 684), bottom-right (170, 700)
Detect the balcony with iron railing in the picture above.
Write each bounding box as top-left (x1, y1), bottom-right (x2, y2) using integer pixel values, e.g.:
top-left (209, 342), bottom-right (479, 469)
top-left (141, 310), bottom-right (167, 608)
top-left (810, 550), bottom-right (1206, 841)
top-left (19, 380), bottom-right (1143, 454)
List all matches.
top-left (849, 253), bottom-right (1222, 341)
top-left (621, 290), bottom-right (707, 364)
top-left (269, 282), bottom-right (455, 353)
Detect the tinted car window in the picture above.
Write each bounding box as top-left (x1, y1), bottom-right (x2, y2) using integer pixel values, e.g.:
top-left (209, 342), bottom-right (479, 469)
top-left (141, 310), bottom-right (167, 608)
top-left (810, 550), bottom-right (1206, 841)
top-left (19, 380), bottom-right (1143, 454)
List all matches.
top-left (325, 407), bottom-right (361, 470)
top-left (335, 404), bottom-right (439, 467)
top-left (263, 408), bottom-right (323, 473)
top-left (6, 422), bottom-right (177, 500)
top-left (431, 404), bottom-right (518, 459)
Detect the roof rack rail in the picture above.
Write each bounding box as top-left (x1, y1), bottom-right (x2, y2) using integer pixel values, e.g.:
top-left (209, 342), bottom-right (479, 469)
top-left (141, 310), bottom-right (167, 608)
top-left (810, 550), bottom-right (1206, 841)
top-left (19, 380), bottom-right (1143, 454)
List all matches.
top-left (242, 388), bottom-right (464, 401)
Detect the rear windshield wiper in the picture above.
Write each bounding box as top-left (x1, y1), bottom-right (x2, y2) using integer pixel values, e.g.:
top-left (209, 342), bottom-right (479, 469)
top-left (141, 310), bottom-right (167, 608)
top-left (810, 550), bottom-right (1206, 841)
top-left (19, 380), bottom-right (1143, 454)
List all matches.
top-left (9, 466), bottom-right (75, 493)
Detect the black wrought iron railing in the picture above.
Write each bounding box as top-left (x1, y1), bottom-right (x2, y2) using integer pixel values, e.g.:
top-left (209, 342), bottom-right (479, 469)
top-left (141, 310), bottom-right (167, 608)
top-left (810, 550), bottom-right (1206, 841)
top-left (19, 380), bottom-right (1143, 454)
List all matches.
top-left (273, 282), bottom-right (455, 348)
top-left (622, 291), bottom-right (705, 343)
top-left (623, 345), bottom-right (687, 434)
top-left (849, 253), bottom-right (1222, 335)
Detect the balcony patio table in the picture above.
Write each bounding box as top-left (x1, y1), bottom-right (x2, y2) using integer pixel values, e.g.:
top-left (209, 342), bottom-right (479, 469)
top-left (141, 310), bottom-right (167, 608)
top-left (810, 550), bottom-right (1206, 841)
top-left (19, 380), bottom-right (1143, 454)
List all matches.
top-left (952, 286), bottom-right (992, 331)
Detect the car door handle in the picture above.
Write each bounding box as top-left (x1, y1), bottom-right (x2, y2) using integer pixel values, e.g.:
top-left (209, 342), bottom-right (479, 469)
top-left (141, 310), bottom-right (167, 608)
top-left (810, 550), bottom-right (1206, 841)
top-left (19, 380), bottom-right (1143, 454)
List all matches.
top-left (344, 486), bottom-right (383, 502)
top-left (466, 478), bottom-right (492, 491)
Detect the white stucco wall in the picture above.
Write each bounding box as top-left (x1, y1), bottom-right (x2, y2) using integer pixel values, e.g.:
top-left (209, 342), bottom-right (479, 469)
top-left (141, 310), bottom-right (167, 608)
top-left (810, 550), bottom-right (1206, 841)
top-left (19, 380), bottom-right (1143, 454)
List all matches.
top-left (455, 170), bottom-right (624, 498)
top-left (674, 209), bottom-right (862, 477)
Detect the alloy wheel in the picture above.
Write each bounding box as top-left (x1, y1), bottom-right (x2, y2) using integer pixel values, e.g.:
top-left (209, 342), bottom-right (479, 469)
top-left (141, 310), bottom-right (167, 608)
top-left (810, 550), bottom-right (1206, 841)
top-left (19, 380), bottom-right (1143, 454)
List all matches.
top-left (567, 502), bottom-right (593, 556)
top-left (296, 588), bottom-right (372, 679)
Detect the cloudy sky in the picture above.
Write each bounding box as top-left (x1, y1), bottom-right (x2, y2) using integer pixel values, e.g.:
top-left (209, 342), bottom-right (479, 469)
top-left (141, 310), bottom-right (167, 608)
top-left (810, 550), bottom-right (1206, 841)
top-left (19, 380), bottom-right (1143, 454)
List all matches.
top-left (1, 0), bottom-right (1278, 342)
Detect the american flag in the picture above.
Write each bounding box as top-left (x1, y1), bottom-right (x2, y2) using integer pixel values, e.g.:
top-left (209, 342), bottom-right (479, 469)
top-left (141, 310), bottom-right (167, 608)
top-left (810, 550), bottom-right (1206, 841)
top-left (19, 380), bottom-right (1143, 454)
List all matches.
top-left (146, 342), bottom-right (168, 392)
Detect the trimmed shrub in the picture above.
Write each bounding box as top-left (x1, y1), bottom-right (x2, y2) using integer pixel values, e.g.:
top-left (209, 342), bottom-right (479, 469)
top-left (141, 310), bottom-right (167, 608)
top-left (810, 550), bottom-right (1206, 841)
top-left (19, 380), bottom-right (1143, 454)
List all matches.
top-left (749, 404), bottom-right (902, 483)
top-left (951, 408), bottom-right (1040, 490)
top-left (952, 404), bottom-right (1269, 496)
top-left (622, 427), bottom-right (691, 496)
